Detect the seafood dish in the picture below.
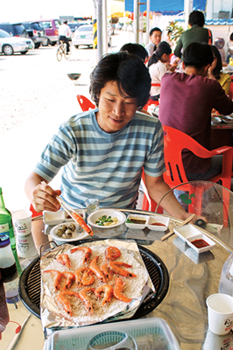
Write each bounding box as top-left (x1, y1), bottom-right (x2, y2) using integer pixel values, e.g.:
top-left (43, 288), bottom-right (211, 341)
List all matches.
top-left (95, 215), bottom-right (119, 227)
top-left (41, 242), bottom-right (149, 327)
top-left (87, 209), bottom-right (126, 229)
top-left (50, 222), bottom-right (90, 243)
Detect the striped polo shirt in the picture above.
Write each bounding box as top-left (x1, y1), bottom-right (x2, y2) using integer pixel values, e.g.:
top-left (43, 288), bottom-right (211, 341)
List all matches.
top-left (34, 109), bottom-right (165, 209)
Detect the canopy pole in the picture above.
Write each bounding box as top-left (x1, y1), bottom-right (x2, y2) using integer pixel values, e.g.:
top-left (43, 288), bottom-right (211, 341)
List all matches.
top-left (134, 0), bottom-right (139, 43)
top-left (102, 0), bottom-right (107, 55)
top-left (96, 0), bottom-right (103, 61)
top-left (146, 0), bottom-right (150, 46)
top-left (184, 0), bottom-right (193, 30)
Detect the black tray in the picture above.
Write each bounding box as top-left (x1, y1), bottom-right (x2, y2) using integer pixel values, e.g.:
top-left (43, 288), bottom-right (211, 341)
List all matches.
top-left (19, 240), bottom-right (169, 319)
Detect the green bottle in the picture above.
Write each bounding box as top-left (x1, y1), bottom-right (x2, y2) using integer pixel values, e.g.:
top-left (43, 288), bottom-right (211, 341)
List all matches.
top-left (0, 188), bottom-right (22, 276)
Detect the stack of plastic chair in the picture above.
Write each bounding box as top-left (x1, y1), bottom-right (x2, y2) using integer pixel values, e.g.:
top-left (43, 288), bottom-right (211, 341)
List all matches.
top-left (142, 125), bottom-right (233, 226)
top-left (77, 95), bottom-right (95, 112)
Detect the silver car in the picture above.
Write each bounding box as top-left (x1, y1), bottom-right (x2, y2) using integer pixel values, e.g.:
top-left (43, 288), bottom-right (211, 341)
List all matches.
top-left (0, 29), bottom-right (33, 55)
top-left (73, 25), bottom-right (111, 49)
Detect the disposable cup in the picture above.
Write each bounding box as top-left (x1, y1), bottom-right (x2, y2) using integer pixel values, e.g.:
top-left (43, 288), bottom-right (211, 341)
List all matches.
top-left (85, 198), bottom-right (99, 215)
top-left (12, 210), bottom-right (32, 236)
top-left (203, 329), bottom-right (231, 350)
top-left (206, 293), bottom-right (233, 335)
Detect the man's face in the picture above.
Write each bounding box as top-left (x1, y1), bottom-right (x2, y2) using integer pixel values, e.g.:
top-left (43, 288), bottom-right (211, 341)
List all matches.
top-left (96, 81), bottom-right (138, 133)
top-left (150, 30), bottom-right (162, 46)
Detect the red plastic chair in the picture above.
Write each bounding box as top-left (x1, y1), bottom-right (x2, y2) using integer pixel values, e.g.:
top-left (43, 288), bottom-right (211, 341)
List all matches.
top-left (228, 76), bottom-right (233, 100)
top-left (77, 95), bottom-right (95, 111)
top-left (143, 125), bottom-right (233, 225)
top-left (143, 83), bottom-right (160, 112)
top-left (141, 168), bottom-right (163, 213)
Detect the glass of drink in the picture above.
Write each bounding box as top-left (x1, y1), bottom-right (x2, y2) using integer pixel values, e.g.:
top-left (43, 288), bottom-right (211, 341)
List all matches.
top-left (85, 198), bottom-right (99, 216)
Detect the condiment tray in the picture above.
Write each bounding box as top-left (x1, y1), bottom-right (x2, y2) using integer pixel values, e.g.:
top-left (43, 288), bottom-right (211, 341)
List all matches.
top-left (125, 214), bottom-right (170, 231)
top-left (43, 209), bottom-right (85, 226)
top-left (173, 224), bottom-right (216, 253)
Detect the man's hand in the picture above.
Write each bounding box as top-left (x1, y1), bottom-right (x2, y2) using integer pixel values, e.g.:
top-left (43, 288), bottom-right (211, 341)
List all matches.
top-left (32, 182), bottom-right (61, 213)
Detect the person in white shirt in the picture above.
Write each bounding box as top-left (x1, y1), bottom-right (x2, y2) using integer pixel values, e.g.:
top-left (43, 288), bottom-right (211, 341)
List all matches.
top-left (58, 20), bottom-right (72, 53)
top-left (145, 27), bottom-right (162, 58)
top-left (148, 41), bottom-right (177, 100)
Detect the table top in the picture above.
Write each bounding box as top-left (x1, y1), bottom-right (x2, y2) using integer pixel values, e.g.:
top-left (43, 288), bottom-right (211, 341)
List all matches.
top-left (1, 208), bottom-right (233, 350)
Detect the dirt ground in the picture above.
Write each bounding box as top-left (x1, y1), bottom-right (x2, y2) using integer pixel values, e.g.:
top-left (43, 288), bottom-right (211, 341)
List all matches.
top-left (0, 31), bottom-right (135, 210)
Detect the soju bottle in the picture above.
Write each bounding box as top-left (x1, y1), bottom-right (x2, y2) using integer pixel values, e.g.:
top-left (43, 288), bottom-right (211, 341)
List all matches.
top-left (0, 188), bottom-right (22, 276)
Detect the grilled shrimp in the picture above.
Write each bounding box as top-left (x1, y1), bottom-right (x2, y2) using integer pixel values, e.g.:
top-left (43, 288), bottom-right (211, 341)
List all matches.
top-left (70, 246), bottom-right (92, 264)
top-left (43, 269), bottom-right (63, 291)
top-left (100, 263), bottom-right (112, 281)
top-left (62, 271), bottom-right (75, 290)
top-left (56, 253), bottom-right (71, 269)
top-left (113, 277), bottom-right (132, 303)
top-left (109, 261), bottom-right (137, 278)
top-left (105, 246), bottom-right (121, 261)
top-left (74, 267), bottom-right (95, 286)
top-left (56, 290), bottom-right (80, 316)
top-left (95, 284), bottom-right (114, 306)
top-left (89, 256), bottom-right (106, 283)
top-left (71, 212), bottom-right (93, 236)
top-left (79, 287), bottom-right (95, 315)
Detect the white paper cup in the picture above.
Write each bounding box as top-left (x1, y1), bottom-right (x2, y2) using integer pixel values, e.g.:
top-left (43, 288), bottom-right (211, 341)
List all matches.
top-left (12, 210), bottom-right (32, 236)
top-left (206, 293), bottom-right (233, 335)
top-left (203, 329), bottom-right (231, 350)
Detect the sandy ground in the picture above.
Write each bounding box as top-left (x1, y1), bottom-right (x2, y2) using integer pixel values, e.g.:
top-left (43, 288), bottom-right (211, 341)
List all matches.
top-left (0, 31), bottom-right (135, 211)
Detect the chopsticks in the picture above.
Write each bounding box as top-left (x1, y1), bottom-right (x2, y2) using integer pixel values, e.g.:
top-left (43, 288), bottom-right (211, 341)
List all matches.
top-left (57, 196), bottom-right (93, 236)
top-left (161, 213), bottom-right (195, 242)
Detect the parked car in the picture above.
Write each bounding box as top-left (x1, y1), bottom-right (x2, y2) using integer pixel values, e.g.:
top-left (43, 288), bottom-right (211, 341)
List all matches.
top-left (68, 22), bottom-right (79, 34)
top-left (0, 29), bottom-right (33, 55)
top-left (37, 19), bottom-right (61, 46)
top-left (73, 25), bottom-right (111, 49)
top-left (22, 21), bottom-right (46, 49)
top-left (0, 22), bottom-right (28, 38)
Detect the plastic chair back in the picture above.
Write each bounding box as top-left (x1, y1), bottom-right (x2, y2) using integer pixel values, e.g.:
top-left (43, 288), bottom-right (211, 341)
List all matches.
top-left (77, 95), bottom-right (95, 111)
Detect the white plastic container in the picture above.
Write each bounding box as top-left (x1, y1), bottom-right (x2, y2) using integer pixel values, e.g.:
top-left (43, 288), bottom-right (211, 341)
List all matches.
top-left (46, 317), bottom-right (181, 350)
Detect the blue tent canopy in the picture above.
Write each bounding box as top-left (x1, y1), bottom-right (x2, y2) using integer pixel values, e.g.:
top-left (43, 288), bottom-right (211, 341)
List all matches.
top-left (125, 0), bottom-right (207, 14)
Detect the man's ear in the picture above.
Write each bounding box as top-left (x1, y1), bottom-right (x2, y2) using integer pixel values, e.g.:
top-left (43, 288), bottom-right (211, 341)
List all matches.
top-left (203, 64), bottom-right (211, 77)
top-left (182, 61), bottom-right (185, 71)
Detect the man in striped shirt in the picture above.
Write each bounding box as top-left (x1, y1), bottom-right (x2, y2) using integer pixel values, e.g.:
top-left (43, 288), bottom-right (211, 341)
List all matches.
top-left (25, 52), bottom-right (191, 250)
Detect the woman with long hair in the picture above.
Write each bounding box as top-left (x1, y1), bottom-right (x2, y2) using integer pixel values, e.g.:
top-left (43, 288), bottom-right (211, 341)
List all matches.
top-left (207, 45), bottom-right (231, 95)
top-left (148, 41), bottom-right (176, 101)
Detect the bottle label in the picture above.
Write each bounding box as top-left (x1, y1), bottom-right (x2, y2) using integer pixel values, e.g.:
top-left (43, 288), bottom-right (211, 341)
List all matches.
top-left (0, 223), bottom-right (10, 241)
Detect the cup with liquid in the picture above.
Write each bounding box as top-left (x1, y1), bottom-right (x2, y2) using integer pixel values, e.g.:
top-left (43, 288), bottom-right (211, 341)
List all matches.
top-left (85, 198), bottom-right (99, 216)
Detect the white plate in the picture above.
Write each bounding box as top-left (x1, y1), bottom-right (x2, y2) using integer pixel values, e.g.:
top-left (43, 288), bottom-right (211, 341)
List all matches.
top-left (44, 209), bottom-right (86, 226)
top-left (174, 224), bottom-right (216, 254)
top-left (87, 209), bottom-right (126, 228)
top-left (125, 214), bottom-right (170, 232)
top-left (50, 221), bottom-right (89, 243)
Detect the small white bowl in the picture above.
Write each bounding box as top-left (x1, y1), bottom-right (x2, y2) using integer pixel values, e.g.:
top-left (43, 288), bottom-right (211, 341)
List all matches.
top-left (125, 214), bottom-right (169, 232)
top-left (125, 214), bottom-right (148, 229)
top-left (50, 221), bottom-right (89, 243)
top-left (87, 209), bottom-right (126, 229)
top-left (174, 224), bottom-right (216, 254)
top-left (44, 209), bottom-right (85, 226)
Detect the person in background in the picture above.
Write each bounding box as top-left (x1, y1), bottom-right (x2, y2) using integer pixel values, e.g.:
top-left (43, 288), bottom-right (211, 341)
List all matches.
top-left (227, 32), bottom-right (233, 64)
top-left (58, 20), bottom-right (71, 53)
top-left (159, 42), bottom-right (233, 181)
top-left (148, 41), bottom-right (175, 101)
top-left (145, 27), bottom-right (162, 57)
top-left (174, 10), bottom-right (212, 59)
top-left (207, 45), bottom-right (231, 96)
top-left (25, 52), bottom-right (193, 251)
top-left (120, 43), bottom-right (148, 63)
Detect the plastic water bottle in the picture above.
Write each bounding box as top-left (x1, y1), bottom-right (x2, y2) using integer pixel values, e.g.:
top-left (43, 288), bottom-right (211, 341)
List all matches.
top-left (219, 253), bottom-right (233, 296)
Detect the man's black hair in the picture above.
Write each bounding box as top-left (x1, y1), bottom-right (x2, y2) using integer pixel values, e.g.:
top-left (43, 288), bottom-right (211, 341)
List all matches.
top-left (149, 27), bottom-right (162, 37)
top-left (89, 52), bottom-right (151, 109)
top-left (63, 20), bottom-right (68, 24)
top-left (183, 42), bottom-right (213, 69)
top-left (230, 32), bottom-right (233, 41)
top-left (188, 10), bottom-right (205, 27)
top-left (120, 43), bottom-right (148, 62)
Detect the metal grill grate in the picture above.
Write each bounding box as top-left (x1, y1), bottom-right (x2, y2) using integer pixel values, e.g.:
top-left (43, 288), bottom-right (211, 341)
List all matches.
top-left (19, 244), bottom-right (169, 319)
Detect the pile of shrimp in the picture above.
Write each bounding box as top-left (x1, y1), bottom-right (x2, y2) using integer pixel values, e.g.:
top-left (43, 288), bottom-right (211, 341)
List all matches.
top-left (42, 245), bottom-right (148, 321)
